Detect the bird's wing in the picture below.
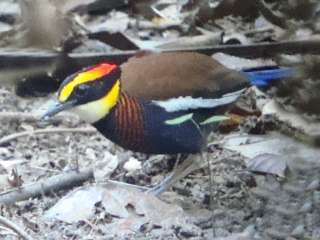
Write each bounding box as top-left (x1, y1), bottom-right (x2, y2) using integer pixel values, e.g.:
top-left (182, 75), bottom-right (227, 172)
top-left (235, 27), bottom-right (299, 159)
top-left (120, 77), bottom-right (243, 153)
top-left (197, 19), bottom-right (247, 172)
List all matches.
top-left (120, 52), bottom-right (249, 101)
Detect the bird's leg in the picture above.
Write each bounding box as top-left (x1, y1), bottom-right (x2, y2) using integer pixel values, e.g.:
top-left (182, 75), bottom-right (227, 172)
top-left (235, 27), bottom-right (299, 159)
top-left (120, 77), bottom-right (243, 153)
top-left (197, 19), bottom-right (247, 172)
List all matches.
top-left (172, 153), bottom-right (182, 172)
top-left (203, 152), bottom-right (216, 237)
top-left (145, 154), bottom-right (183, 195)
top-left (146, 154), bottom-right (205, 196)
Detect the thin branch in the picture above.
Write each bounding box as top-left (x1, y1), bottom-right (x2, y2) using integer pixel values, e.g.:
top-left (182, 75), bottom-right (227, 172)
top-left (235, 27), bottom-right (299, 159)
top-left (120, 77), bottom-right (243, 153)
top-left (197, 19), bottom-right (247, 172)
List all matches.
top-left (107, 180), bottom-right (149, 191)
top-left (255, 0), bottom-right (288, 29)
top-left (203, 153), bottom-right (216, 238)
top-left (0, 40), bottom-right (320, 75)
top-left (0, 112), bottom-right (40, 122)
top-left (0, 127), bottom-right (96, 146)
top-left (0, 112), bottom-right (78, 125)
top-left (71, 39), bottom-right (320, 59)
top-left (0, 169), bottom-right (94, 205)
top-left (0, 215), bottom-right (34, 240)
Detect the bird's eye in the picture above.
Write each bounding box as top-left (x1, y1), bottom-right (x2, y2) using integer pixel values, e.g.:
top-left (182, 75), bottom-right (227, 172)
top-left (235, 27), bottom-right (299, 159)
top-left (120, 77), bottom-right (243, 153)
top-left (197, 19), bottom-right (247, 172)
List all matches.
top-left (77, 84), bottom-right (89, 93)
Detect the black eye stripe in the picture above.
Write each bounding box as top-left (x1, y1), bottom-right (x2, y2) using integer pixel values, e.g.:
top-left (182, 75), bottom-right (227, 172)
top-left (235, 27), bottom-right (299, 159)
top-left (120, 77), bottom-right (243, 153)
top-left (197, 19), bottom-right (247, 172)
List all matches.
top-left (59, 66), bottom-right (121, 104)
top-left (77, 84), bottom-right (89, 91)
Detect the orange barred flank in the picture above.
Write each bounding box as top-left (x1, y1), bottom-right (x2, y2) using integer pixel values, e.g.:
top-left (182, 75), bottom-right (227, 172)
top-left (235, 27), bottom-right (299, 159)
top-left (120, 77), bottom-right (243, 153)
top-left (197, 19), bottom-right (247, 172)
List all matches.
top-left (113, 93), bottom-right (146, 150)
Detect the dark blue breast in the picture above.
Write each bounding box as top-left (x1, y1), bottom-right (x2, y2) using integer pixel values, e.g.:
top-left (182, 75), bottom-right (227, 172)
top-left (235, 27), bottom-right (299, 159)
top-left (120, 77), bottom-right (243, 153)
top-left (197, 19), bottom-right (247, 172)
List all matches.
top-left (93, 96), bottom-right (209, 154)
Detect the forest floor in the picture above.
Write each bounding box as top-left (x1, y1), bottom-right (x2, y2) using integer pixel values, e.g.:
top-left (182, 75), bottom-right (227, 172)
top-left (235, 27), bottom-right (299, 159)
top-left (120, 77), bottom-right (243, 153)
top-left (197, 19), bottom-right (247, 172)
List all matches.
top-left (1, 0), bottom-right (320, 239)
top-left (1, 81), bottom-right (320, 240)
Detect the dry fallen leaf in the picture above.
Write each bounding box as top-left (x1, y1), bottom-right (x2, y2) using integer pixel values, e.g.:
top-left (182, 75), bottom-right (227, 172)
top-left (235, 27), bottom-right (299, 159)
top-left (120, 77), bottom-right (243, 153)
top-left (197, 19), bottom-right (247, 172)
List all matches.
top-left (93, 152), bottom-right (119, 181)
top-left (223, 132), bottom-right (320, 163)
top-left (214, 224), bottom-right (256, 240)
top-left (87, 11), bottom-right (130, 33)
top-left (44, 186), bottom-right (104, 223)
top-left (7, 168), bottom-right (23, 188)
top-left (247, 153), bottom-right (288, 177)
top-left (123, 157), bottom-right (141, 173)
top-left (262, 100), bottom-right (320, 140)
top-left (44, 182), bottom-right (190, 236)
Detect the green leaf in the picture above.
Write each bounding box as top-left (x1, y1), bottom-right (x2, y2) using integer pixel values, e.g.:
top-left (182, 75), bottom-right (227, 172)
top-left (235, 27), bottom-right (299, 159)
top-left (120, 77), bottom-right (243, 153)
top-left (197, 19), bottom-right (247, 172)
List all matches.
top-left (200, 115), bottom-right (230, 125)
top-left (165, 113), bottom-right (194, 125)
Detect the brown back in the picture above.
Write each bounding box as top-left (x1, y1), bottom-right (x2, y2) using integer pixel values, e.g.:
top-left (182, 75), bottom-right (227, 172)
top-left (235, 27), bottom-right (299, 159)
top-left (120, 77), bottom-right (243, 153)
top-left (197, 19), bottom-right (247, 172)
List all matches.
top-left (120, 52), bottom-right (249, 100)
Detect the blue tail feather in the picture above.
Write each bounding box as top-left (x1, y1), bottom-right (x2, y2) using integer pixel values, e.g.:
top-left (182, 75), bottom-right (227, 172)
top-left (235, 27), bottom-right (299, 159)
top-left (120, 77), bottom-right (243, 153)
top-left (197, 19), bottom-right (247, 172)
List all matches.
top-left (242, 67), bottom-right (294, 87)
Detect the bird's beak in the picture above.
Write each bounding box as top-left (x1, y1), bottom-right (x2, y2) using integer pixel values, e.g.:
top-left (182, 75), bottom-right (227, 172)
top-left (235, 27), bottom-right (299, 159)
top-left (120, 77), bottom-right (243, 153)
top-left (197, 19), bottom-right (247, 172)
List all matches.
top-left (41, 100), bottom-right (77, 120)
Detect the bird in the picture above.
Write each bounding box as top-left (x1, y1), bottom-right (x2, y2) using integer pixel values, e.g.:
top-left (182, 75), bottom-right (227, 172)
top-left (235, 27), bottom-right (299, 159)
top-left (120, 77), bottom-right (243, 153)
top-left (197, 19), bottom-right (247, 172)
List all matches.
top-left (42, 52), bottom-right (293, 194)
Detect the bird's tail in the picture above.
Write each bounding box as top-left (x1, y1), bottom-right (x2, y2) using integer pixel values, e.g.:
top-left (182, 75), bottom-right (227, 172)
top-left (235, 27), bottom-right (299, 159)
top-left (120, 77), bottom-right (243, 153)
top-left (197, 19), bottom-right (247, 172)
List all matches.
top-left (242, 66), bottom-right (294, 87)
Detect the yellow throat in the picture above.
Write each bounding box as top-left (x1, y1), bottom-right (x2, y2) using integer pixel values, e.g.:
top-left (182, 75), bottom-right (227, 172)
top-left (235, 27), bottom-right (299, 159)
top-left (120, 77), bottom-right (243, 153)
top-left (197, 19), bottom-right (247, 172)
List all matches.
top-left (72, 79), bottom-right (121, 123)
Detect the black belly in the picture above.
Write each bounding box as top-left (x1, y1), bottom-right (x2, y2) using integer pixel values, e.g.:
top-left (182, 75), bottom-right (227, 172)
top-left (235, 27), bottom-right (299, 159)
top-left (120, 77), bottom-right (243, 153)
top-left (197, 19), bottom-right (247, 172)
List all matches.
top-left (143, 113), bottom-right (205, 154)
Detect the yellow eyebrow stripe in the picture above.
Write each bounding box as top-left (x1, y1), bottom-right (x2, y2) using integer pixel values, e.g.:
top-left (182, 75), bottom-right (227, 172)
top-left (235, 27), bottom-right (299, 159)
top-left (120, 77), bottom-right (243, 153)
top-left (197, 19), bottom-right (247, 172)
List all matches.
top-left (59, 63), bottom-right (117, 102)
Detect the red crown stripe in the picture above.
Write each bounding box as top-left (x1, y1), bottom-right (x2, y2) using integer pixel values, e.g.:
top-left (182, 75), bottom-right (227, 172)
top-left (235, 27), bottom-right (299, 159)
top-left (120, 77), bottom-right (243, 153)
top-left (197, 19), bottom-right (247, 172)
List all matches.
top-left (87, 63), bottom-right (117, 77)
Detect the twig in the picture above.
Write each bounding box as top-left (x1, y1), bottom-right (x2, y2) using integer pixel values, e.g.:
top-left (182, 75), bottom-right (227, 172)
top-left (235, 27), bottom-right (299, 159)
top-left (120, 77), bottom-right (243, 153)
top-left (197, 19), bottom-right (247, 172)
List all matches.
top-left (0, 169), bottom-right (94, 205)
top-left (29, 166), bottom-right (63, 173)
top-left (157, 33), bottom-right (222, 49)
top-left (244, 27), bottom-right (274, 37)
top-left (106, 179), bottom-right (149, 191)
top-left (0, 127), bottom-right (96, 146)
top-left (0, 111), bottom-right (78, 125)
top-left (0, 112), bottom-right (40, 122)
top-left (70, 39), bottom-right (320, 59)
top-left (0, 39), bottom-right (320, 76)
top-left (0, 215), bottom-right (34, 240)
top-left (0, 225), bottom-right (17, 236)
top-left (255, 0), bottom-right (288, 29)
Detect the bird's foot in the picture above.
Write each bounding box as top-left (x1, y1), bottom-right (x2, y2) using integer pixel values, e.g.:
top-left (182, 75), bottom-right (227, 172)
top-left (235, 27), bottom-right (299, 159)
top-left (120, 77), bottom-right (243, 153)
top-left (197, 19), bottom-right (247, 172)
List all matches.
top-left (145, 154), bottom-right (202, 196)
top-left (145, 172), bottom-right (175, 196)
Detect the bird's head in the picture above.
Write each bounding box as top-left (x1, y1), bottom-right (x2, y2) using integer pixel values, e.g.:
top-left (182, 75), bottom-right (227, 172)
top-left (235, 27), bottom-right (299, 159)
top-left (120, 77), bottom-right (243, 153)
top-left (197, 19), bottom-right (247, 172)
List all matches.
top-left (42, 62), bottom-right (121, 123)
